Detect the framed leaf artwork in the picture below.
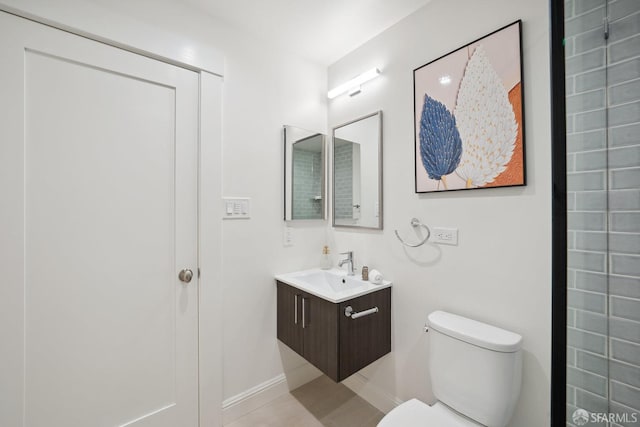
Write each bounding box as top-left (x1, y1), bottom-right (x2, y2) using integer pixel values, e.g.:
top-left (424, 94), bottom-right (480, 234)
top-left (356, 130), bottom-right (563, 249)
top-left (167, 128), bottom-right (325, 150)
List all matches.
top-left (413, 20), bottom-right (525, 193)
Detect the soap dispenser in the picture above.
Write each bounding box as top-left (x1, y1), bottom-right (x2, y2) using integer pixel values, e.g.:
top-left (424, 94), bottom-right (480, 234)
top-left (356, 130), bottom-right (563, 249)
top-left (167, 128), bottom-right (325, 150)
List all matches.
top-left (321, 246), bottom-right (332, 270)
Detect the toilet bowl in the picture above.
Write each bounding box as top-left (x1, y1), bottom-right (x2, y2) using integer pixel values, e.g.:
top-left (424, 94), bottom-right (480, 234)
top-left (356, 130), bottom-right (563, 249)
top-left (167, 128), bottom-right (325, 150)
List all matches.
top-left (377, 311), bottom-right (523, 427)
top-left (378, 400), bottom-right (480, 427)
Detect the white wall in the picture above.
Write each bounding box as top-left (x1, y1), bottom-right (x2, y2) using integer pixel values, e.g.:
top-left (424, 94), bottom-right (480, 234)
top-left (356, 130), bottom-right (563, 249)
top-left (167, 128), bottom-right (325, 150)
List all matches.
top-left (216, 20), bottom-right (329, 403)
top-left (327, 0), bottom-right (552, 425)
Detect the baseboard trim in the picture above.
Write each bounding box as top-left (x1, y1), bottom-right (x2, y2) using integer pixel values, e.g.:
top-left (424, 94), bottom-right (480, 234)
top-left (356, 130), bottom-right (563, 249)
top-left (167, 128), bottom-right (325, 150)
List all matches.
top-left (222, 363), bottom-right (322, 425)
top-left (342, 373), bottom-right (403, 415)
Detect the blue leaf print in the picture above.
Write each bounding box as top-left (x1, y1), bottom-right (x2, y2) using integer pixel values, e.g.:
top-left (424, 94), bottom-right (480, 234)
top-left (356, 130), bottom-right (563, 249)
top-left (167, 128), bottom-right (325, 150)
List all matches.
top-left (419, 94), bottom-right (463, 184)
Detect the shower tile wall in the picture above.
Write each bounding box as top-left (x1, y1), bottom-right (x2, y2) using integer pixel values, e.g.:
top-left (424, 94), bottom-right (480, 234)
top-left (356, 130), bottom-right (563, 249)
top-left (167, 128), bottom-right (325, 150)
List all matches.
top-left (334, 143), bottom-right (353, 220)
top-left (292, 149), bottom-right (323, 219)
top-left (565, 0), bottom-right (640, 425)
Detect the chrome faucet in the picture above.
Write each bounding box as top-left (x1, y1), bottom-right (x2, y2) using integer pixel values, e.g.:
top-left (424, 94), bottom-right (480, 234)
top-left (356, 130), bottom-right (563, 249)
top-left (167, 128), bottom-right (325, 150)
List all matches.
top-left (338, 251), bottom-right (355, 276)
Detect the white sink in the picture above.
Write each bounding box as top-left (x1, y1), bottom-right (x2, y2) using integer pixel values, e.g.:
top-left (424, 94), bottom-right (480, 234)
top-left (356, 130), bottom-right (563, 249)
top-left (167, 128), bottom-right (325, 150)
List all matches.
top-left (275, 268), bottom-right (392, 303)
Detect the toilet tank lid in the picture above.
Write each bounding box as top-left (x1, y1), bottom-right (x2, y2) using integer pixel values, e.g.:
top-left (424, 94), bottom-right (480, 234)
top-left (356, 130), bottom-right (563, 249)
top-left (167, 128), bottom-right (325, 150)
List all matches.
top-left (428, 311), bottom-right (523, 353)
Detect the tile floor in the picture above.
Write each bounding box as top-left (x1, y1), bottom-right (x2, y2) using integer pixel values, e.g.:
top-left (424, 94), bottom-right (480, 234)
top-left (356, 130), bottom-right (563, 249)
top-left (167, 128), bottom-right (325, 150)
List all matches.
top-left (226, 375), bottom-right (385, 427)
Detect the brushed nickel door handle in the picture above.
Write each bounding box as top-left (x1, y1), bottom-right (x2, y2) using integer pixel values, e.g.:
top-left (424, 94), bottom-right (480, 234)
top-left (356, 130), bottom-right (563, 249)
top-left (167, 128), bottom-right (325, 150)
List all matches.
top-left (178, 269), bottom-right (193, 284)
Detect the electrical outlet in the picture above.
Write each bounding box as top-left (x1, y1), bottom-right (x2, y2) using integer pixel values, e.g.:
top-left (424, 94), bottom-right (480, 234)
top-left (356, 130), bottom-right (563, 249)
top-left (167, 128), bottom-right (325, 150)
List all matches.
top-left (432, 227), bottom-right (458, 245)
top-left (283, 224), bottom-right (293, 247)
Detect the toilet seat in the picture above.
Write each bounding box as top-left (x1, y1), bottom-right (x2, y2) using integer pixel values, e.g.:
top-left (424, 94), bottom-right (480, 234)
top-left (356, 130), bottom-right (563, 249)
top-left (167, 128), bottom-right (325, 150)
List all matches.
top-left (378, 400), bottom-right (481, 427)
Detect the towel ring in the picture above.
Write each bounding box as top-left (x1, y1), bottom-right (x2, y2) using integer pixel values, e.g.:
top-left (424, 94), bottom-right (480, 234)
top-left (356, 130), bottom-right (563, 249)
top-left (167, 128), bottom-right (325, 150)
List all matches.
top-left (394, 218), bottom-right (431, 247)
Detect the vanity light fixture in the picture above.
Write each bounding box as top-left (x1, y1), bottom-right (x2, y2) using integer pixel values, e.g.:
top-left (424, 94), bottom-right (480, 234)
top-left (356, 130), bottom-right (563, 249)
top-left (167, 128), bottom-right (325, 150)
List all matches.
top-left (327, 68), bottom-right (380, 99)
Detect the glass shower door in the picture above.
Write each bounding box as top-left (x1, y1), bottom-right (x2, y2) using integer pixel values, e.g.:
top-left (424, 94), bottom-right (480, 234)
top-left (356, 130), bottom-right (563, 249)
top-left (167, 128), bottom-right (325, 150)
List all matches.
top-left (564, 0), bottom-right (640, 425)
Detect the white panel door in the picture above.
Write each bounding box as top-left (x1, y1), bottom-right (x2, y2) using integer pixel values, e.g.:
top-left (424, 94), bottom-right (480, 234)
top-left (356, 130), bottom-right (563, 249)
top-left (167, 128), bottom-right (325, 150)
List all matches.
top-left (0, 12), bottom-right (199, 427)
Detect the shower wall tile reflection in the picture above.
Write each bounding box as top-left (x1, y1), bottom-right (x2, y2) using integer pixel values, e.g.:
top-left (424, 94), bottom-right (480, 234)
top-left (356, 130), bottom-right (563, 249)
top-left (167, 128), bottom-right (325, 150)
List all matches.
top-left (292, 149), bottom-right (323, 219)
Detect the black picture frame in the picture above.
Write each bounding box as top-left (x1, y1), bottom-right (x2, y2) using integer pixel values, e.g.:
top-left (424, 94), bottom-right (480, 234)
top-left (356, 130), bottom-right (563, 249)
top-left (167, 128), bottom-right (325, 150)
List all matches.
top-left (413, 20), bottom-right (526, 193)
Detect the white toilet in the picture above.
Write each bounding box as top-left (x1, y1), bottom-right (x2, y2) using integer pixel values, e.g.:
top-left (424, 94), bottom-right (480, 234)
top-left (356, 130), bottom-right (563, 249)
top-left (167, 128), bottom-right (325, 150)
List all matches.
top-left (378, 310), bottom-right (523, 427)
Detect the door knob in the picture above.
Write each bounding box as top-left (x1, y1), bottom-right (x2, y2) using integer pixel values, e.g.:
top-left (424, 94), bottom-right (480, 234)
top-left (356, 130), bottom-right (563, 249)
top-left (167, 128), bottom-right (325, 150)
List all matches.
top-left (178, 269), bottom-right (193, 284)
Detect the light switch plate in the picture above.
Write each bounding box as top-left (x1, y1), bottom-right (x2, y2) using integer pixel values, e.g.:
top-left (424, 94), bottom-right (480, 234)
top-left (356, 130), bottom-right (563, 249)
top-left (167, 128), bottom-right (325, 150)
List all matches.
top-left (432, 227), bottom-right (458, 245)
top-left (222, 197), bottom-right (251, 219)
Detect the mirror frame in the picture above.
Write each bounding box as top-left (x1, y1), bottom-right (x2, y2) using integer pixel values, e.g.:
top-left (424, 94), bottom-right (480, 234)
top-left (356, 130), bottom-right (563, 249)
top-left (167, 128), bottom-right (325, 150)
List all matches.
top-left (332, 111), bottom-right (383, 230)
top-left (283, 125), bottom-right (327, 221)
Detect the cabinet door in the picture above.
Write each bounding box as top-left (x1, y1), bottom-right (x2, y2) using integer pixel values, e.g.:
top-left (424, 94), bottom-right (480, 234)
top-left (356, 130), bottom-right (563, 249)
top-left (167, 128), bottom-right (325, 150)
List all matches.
top-left (303, 293), bottom-right (339, 381)
top-left (276, 282), bottom-right (303, 356)
top-left (339, 288), bottom-right (391, 381)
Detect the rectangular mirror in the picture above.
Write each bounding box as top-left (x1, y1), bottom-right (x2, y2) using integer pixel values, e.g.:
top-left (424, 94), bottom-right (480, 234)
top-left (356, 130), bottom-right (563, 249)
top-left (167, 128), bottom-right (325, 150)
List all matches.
top-left (284, 125), bottom-right (326, 221)
top-left (332, 111), bottom-right (382, 229)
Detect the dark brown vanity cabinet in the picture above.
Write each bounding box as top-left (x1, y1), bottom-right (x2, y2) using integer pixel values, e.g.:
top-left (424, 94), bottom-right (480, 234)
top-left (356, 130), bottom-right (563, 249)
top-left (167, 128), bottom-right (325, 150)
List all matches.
top-left (276, 281), bottom-right (391, 382)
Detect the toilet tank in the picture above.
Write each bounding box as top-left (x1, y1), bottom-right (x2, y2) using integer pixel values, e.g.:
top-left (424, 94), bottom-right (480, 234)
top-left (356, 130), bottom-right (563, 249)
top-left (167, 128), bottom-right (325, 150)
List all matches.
top-left (427, 311), bottom-right (523, 427)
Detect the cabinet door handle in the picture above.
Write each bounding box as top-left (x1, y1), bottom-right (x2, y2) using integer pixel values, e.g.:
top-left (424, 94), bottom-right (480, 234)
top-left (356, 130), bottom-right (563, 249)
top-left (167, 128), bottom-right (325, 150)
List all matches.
top-left (302, 297), bottom-right (306, 329)
top-left (294, 294), bottom-right (298, 324)
top-left (344, 305), bottom-right (379, 319)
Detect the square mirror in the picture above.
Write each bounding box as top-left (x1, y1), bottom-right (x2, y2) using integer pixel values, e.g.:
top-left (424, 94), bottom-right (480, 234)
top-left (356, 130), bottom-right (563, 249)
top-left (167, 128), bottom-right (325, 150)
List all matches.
top-left (332, 111), bottom-right (382, 229)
